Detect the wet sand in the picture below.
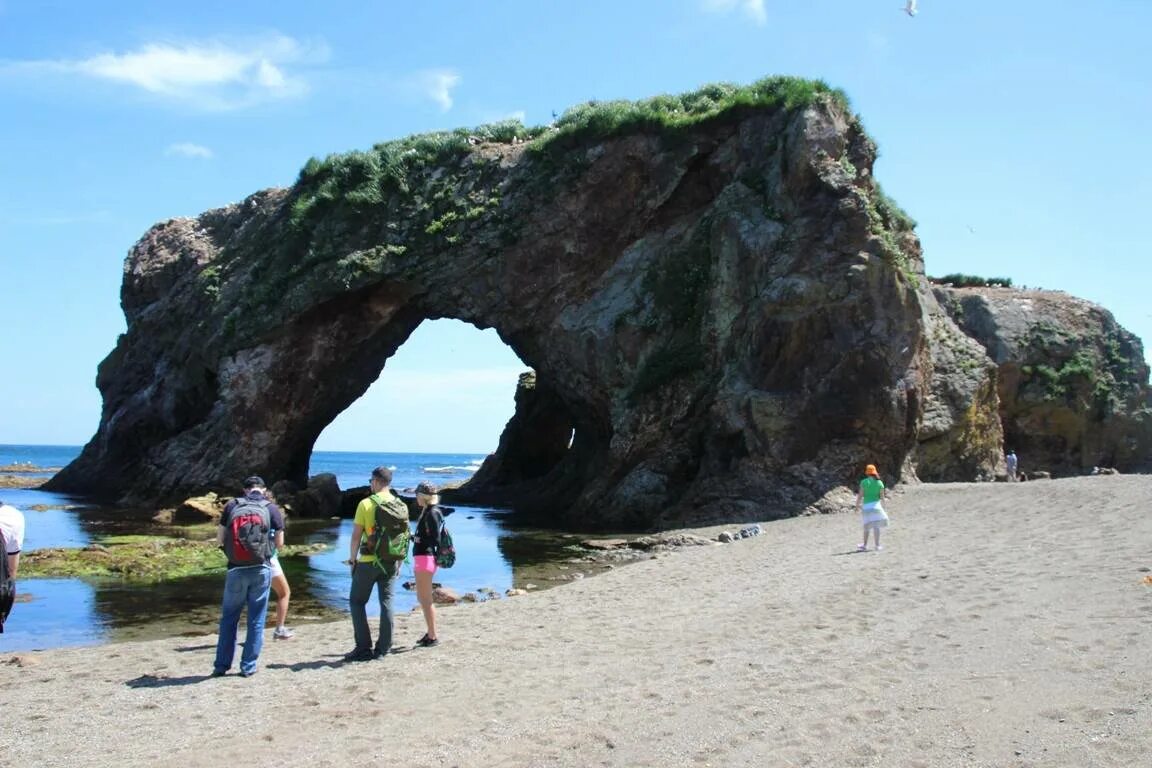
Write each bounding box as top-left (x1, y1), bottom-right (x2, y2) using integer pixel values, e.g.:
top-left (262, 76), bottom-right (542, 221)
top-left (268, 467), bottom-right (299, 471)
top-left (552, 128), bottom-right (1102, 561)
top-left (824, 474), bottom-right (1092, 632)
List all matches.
top-left (3, 475), bottom-right (1150, 767)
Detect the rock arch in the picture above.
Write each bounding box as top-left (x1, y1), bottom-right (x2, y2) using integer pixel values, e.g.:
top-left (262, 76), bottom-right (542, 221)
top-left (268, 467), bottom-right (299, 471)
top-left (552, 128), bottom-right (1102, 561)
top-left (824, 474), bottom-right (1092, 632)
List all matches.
top-left (48, 80), bottom-right (998, 528)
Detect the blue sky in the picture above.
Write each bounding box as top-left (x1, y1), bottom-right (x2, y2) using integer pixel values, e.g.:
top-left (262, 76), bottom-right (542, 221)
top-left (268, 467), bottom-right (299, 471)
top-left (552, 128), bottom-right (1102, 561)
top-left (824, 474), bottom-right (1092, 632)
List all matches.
top-left (1, 0), bottom-right (1149, 453)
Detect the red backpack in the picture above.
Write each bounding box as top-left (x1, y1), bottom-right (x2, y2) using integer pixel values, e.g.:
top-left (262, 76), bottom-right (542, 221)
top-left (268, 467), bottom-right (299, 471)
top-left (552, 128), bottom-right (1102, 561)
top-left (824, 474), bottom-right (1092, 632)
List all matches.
top-left (222, 497), bottom-right (273, 566)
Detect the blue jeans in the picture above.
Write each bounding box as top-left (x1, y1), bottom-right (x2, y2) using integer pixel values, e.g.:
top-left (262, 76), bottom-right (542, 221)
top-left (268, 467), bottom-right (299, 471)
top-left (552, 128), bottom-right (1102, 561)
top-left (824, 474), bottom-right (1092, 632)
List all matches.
top-left (214, 565), bottom-right (272, 675)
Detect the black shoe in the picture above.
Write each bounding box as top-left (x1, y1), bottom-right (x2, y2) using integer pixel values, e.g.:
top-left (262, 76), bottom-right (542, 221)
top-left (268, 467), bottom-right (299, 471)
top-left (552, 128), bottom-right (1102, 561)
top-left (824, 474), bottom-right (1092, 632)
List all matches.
top-left (239, 669), bottom-right (256, 678)
top-left (210, 669), bottom-right (227, 677)
top-left (343, 648), bottom-right (374, 662)
top-left (373, 647), bottom-right (391, 659)
top-left (416, 635), bottom-right (439, 648)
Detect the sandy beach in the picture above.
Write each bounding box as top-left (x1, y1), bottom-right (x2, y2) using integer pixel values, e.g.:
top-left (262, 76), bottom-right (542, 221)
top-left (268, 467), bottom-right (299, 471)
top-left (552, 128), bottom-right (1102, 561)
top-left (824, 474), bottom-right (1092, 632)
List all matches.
top-left (3, 475), bottom-right (1150, 767)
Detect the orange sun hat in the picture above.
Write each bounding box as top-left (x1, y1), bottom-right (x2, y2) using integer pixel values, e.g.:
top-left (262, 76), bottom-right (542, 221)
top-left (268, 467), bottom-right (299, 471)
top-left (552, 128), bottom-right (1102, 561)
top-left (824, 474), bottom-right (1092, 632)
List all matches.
top-left (864, 464), bottom-right (879, 477)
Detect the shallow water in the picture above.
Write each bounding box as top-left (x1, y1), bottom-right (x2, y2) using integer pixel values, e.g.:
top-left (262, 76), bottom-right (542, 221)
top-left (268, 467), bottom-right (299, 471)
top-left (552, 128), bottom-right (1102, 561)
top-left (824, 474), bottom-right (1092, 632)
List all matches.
top-left (0, 445), bottom-right (601, 652)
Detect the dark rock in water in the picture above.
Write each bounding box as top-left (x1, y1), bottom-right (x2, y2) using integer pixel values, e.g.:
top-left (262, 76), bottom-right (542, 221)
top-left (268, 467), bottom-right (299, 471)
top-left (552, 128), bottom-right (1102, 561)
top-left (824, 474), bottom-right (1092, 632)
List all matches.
top-left (280, 473), bottom-right (341, 518)
top-left (173, 493), bottom-right (222, 523)
top-left (43, 77), bottom-right (1151, 530)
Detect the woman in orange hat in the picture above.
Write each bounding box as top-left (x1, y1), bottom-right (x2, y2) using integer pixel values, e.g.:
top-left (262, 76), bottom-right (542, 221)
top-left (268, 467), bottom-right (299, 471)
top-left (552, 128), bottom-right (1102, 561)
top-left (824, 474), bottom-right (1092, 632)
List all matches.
top-left (855, 464), bottom-right (889, 551)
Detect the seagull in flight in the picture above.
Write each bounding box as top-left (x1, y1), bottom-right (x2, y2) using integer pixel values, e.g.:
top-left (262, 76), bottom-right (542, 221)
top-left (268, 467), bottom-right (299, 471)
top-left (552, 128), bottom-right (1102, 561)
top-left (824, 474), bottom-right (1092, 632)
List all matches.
top-left (903, 0), bottom-right (918, 16)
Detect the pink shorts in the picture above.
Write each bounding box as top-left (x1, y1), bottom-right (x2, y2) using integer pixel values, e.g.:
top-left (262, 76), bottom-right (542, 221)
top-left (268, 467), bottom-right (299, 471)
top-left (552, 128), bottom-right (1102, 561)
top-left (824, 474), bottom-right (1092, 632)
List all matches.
top-left (413, 554), bottom-right (437, 574)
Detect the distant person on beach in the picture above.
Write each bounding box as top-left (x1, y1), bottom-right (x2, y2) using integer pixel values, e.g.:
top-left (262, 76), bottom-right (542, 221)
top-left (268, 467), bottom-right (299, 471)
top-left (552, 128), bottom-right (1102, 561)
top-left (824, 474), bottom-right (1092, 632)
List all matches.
top-left (855, 464), bottom-right (889, 552)
top-left (1, 499), bottom-right (26, 633)
top-left (412, 481), bottom-right (445, 648)
top-left (212, 476), bottom-right (284, 677)
top-left (1005, 450), bottom-right (1018, 482)
top-left (343, 466), bottom-right (409, 662)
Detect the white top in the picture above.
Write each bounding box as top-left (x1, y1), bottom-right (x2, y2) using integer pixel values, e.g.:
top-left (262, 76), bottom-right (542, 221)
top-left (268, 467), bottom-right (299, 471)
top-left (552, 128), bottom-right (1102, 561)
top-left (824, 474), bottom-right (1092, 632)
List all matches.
top-left (0, 503), bottom-right (26, 553)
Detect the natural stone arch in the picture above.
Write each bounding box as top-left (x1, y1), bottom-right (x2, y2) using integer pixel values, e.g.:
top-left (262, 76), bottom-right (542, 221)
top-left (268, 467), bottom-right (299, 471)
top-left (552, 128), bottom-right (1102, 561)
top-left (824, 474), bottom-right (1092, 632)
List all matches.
top-left (49, 78), bottom-right (1000, 528)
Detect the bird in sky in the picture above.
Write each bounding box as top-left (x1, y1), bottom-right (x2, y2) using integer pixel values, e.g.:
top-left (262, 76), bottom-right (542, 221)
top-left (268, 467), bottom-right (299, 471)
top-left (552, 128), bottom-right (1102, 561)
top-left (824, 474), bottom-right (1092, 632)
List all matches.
top-left (903, 0), bottom-right (918, 17)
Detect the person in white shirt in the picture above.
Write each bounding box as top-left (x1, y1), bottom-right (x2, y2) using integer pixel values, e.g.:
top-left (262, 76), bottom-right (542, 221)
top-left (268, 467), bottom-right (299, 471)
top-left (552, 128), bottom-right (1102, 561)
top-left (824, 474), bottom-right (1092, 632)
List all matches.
top-left (1, 500), bottom-right (26, 632)
top-left (0, 500), bottom-right (25, 578)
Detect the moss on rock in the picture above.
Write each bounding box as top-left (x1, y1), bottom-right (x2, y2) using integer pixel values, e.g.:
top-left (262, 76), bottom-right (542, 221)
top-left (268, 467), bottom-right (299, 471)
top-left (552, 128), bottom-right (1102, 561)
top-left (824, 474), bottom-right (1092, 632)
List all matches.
top-left (21, 537), bottom-right (330, 582)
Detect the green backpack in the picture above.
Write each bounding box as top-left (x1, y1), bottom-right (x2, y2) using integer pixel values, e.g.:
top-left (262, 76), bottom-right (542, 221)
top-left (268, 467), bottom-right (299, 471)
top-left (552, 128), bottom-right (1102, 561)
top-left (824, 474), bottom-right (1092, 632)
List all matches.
top-left (361, 492), bottom-right (411, 567)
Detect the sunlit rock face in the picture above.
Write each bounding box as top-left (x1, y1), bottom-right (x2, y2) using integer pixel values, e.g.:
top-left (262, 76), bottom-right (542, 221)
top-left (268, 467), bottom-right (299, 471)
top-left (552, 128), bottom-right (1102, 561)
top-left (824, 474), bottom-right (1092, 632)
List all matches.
top-left (933, 286), bottom-right (1152, 477)
top-left (49, 82), bottom-right (1144, 529)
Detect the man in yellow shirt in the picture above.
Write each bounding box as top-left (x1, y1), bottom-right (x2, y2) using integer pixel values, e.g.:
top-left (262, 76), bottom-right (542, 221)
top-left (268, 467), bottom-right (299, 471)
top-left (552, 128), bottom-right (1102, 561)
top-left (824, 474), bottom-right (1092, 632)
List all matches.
top-left (344, 466), bottom-right (403, 661)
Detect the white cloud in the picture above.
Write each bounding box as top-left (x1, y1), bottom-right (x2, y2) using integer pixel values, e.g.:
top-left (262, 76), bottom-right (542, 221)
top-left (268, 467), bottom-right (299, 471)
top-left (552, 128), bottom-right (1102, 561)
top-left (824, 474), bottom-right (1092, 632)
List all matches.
top-left (413, 68), bottom-right (461, 111)
top-left (702, 0), bottom-right (767, 26)
top-left (165, 142), bottom-right (214, 159)
top-left (1, 34), bottom-right (325, 110)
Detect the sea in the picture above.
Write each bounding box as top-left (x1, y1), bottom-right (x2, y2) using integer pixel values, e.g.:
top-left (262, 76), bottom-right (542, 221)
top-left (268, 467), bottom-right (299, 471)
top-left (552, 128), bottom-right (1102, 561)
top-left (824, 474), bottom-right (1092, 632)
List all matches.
top-left (0, 444), bottom-right (587, 653)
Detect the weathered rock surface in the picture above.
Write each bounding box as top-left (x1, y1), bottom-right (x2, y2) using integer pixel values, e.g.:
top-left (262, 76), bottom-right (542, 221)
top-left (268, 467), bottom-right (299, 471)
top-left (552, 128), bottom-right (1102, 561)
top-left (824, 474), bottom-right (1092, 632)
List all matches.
top-left (45, 79), bottom-right (1150, 529)
top-left (934, 287), bottom-right (1152, 475)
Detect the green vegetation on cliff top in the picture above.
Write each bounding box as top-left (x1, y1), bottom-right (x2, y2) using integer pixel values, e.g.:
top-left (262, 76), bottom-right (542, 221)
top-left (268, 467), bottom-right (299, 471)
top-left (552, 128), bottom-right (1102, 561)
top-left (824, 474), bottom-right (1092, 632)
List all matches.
top-left (288, 76), bottom-right (851, 229)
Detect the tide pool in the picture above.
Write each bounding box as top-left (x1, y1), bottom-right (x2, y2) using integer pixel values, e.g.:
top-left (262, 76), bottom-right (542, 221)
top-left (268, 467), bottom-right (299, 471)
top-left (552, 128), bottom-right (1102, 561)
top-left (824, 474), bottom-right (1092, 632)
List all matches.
top-left (0, 445), bottom-right (592, 652)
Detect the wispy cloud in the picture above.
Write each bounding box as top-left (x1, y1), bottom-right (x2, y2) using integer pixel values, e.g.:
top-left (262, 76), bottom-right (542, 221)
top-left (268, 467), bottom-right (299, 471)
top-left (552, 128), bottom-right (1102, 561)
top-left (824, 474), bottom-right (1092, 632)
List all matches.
top-left (701, 0), bottom-right (767, 26)
top-left (0, 34), bottom-right (326, 110)
top-left (165, 142), bottom-right (213, 159)
top-left (411, 68), bottom-right (461, 111)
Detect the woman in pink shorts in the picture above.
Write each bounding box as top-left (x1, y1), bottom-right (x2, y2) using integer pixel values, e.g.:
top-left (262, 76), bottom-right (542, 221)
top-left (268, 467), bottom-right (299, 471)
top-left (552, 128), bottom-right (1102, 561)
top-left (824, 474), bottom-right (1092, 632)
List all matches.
top-left (412, 481), bottom-right (445, 647)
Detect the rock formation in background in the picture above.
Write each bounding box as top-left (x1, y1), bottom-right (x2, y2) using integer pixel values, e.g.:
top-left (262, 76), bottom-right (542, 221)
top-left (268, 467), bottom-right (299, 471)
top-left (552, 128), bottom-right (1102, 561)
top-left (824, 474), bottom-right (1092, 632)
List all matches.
top-left (45, 77), bottom-right (1150, 529)
top-left (933, 287), bottom-right (1152, 476)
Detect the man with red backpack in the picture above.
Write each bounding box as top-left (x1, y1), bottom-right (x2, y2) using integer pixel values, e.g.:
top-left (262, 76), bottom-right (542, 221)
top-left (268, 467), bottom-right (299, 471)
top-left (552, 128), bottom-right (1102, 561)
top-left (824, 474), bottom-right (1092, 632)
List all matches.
top-left (212, 476), bottom-right (284, 678)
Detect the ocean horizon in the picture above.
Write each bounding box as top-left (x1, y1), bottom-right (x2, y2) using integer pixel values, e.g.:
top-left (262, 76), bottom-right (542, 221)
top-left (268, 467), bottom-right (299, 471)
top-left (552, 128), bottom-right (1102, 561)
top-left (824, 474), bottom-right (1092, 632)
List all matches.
top-left (0, 443), bottom-right (491, 497)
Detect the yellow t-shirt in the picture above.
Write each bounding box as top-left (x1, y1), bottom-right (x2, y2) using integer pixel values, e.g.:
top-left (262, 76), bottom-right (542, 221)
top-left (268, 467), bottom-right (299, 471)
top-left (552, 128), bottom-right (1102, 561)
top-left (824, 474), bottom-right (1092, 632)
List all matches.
top-left (354, 494), bottom-right (385, 564)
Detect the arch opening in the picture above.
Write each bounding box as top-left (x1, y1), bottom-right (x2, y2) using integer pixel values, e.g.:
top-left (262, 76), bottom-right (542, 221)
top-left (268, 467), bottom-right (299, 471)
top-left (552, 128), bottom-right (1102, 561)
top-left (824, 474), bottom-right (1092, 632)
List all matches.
top-left (304, 318), bottom-right (583, 509)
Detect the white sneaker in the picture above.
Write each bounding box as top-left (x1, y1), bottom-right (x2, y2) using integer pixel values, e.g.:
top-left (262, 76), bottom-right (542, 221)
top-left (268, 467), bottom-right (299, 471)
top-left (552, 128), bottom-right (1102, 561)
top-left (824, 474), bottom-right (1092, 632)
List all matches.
top-left (273, 626), bottom-right (295, 640)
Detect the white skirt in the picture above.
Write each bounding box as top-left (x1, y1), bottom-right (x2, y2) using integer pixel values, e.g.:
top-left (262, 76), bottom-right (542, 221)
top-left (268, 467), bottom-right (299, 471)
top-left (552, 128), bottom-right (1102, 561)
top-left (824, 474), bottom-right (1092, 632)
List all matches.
top-left (861, 502), bottom-right (889, 528)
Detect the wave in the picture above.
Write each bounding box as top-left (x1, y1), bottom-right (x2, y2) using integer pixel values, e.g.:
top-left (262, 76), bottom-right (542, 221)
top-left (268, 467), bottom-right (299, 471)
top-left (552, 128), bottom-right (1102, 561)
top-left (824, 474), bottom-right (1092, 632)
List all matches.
top-left (422, 465), bottom-right (480, 474)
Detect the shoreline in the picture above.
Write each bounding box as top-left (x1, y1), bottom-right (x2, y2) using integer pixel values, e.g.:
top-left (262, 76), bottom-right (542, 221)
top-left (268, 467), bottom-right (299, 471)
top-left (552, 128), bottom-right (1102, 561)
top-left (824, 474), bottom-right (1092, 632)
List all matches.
top-left (4, 475), bottom-right (1151, 767)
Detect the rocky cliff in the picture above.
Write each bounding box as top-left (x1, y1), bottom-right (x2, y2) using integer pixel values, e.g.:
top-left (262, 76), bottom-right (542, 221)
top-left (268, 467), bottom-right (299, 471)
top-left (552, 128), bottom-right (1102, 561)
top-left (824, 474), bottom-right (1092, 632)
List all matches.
top-left (45, 77), bottom-right (1150, 528)
top-left (933, 286), bottom-right (1152, 476)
